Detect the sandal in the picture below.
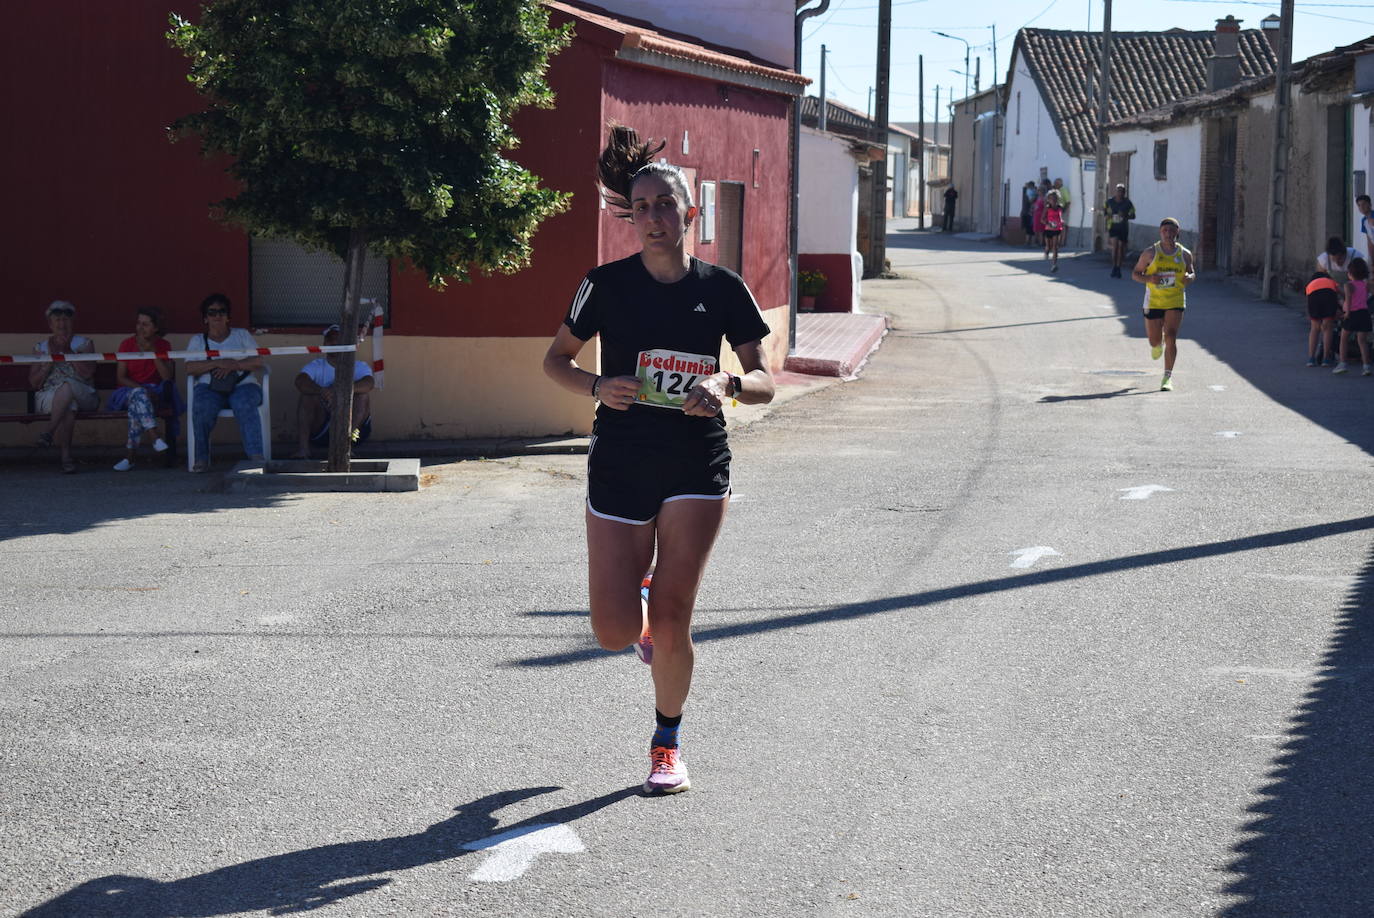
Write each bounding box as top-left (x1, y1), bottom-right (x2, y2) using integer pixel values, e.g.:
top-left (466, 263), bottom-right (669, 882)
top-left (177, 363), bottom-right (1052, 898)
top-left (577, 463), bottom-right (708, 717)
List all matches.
top-left (61, 461), bottom-right (77, 475)
top-left (36, 432), bottom-right (53, 448)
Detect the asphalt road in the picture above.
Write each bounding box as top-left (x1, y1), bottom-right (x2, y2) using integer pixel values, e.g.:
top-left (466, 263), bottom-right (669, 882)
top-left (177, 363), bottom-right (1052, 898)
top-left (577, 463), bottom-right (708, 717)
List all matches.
top-left (3, 231), bottom-right (1372, 917)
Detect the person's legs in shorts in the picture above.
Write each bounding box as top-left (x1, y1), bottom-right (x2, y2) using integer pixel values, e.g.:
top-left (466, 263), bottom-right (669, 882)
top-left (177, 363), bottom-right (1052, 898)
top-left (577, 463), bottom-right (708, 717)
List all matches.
top-left (1161, 308), bottom-right (1185, 374)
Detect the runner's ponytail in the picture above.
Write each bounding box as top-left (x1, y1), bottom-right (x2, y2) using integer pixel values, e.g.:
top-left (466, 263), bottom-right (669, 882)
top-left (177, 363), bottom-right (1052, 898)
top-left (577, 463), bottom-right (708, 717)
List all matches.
top-left (597, 123), bottom-right (693, 220)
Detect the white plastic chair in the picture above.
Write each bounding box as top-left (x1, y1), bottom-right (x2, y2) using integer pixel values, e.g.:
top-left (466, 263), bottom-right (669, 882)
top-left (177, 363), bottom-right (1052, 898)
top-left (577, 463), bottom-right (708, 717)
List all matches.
top-left (186, 365), bottom-right (272, 470)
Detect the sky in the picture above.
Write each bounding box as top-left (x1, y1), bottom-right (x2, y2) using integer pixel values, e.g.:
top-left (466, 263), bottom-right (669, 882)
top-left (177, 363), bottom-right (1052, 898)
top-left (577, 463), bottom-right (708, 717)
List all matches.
top-left (798, 0), bottom-right (1371, 123)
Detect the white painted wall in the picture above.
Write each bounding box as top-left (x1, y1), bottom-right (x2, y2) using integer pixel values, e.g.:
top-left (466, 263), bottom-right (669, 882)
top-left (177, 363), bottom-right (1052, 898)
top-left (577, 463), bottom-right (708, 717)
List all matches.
top-left (1000, 53), bottom-right (1098, 247)
top-left (799, 126), bottom-right (861, 310)
top-left (1353, 99), bottom-right (1373, 251)
top-left (1108, 123), bottom-right (1204, 237)
top-left (591, 0), bottom-right (795, 68)
top-left (800, 127), bottom-right (859, 252)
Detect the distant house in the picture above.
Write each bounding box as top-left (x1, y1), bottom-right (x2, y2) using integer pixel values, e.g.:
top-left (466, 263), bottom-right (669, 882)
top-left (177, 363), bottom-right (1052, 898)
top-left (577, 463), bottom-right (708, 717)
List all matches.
top-left (0, 0), bottom-right (805, 446)
top-left (1108, 31), bottom-right (1374, 283)
top-left (939, 85), bottom-right (1006, 235)
top-left (1003, 20), bottom-right (1276, 250)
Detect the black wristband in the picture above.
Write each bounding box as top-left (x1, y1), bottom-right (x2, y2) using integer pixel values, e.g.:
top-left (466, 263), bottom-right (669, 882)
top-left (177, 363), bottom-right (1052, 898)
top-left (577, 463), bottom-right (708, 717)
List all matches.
top-left (591, 375), bottom-right (602, 399)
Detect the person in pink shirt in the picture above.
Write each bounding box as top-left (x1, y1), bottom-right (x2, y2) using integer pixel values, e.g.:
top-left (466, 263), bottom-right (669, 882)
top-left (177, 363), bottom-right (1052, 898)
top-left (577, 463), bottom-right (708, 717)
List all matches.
top-left (1042, 190), bottom-right (1065, 273)
top-left (1332, 257), bottom-right (1372, 376)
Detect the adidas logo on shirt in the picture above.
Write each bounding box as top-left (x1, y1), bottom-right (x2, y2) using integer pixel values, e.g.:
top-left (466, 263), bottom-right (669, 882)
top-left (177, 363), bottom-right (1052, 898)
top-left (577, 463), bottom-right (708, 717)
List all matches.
top-left (694, 303), bottom-right (707, 313)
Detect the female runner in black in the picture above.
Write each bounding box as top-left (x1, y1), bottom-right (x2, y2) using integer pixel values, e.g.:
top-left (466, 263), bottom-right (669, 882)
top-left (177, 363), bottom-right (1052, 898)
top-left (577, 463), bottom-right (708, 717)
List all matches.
top-left (543, 126), bottom-right (775, 794)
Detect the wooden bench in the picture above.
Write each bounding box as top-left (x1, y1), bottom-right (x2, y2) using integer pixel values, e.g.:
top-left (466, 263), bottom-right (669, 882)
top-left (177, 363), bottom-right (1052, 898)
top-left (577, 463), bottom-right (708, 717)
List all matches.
top-left (0, 363), bottom-right (179, 466)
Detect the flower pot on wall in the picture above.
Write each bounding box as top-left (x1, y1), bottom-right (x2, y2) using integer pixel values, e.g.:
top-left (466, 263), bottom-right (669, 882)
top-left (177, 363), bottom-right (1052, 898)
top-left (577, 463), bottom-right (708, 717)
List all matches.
top-left (799, 294), bottom-right (817, 312)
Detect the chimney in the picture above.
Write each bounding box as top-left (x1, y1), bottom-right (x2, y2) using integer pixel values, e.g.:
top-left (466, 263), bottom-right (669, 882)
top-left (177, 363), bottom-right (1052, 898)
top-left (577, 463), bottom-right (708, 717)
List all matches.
top-left (1260, 14), bottom-right (1282, 57)
top-left (1207, 15), bottom-right (1242, 90)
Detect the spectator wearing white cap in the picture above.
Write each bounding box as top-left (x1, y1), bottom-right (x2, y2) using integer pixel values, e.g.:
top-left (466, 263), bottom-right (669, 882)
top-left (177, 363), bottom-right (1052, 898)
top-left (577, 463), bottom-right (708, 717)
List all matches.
top-left (291, 322), bottom-right (374, 459)
top-left (29, 300), bottom-right (98, 474)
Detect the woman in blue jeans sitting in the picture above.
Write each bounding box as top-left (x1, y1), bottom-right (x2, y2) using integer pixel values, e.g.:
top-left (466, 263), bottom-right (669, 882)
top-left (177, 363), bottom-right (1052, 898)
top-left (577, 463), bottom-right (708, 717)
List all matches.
top-left (185, 293), bottom-right (265, 471)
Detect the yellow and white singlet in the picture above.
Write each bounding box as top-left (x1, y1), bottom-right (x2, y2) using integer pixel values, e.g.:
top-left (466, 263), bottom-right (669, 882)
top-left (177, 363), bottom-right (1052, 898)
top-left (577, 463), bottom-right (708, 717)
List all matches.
top-left (1142, 242), bottom-right (1191, 311)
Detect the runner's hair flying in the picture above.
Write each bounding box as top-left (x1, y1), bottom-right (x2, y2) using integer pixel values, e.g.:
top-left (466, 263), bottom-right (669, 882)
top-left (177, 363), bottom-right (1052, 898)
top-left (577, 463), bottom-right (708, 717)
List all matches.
top-left (597, 123), bottom-right (694, 220)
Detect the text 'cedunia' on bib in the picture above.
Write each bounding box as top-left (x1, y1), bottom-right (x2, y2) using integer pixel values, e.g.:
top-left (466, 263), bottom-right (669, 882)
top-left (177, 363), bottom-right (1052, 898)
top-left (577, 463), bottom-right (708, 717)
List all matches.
top-left (635, 348), bottom-right (717, 410)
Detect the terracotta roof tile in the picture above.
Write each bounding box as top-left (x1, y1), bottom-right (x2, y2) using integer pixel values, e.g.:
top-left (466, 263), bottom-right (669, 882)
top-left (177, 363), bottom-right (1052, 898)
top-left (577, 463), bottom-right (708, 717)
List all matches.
top-left (1109, 33), bottom-right (1374, 130)
top-left (1016, 28), bottom-right (1277, 155)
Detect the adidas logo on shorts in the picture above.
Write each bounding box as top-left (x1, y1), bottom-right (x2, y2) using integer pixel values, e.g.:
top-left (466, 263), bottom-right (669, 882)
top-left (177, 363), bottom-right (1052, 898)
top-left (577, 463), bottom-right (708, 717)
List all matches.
top-left (694, 303), bottom-right (706, 313)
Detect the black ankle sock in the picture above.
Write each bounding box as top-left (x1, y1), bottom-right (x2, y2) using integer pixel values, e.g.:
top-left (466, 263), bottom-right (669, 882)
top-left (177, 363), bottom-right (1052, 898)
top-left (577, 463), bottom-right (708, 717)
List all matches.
top-left (652, 709), bottom-right (682, 748)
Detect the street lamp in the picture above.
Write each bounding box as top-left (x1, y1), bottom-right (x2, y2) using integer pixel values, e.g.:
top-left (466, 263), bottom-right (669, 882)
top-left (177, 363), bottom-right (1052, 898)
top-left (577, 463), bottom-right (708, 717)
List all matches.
top-left (933, 30), bottom-right (970, 101)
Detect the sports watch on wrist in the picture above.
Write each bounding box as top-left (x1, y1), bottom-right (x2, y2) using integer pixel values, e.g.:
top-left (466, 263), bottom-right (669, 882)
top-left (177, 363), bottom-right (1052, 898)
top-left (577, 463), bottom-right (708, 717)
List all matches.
top-left (728, 374), bottom-right (742, 398)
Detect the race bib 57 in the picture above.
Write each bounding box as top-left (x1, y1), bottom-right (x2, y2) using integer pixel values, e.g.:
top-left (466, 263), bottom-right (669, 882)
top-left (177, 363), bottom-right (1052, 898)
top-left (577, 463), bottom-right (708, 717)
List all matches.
top-left (635, 348), bottom-right (717, 410)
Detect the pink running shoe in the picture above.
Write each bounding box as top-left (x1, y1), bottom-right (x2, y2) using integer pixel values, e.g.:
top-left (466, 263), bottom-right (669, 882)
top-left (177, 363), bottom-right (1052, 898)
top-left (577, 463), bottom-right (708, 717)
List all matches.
top-left (644, 745), bottom-right (690, 794)
top-left (634, 574), bottom-right (653, 664)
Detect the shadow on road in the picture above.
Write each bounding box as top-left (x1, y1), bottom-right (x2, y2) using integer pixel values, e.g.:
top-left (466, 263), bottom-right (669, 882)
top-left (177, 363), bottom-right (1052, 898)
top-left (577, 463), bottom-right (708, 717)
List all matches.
top-left (18, 785), bottom-right (637, 917)
top-left (1218, 542), bottom-right (1374, 917)
top-left (512, 515), bottom-right (1374, 668)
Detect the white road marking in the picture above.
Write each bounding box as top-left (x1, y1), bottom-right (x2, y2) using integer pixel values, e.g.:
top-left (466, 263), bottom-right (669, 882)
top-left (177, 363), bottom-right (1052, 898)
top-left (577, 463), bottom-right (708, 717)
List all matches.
top-left (1118, 485), bottom-right (1174, 500)
top-left (1209, 385), bottom-right (1226, 391)
top-left (1009, 546), bottom-right (1062, 569)
top-left (1215, 431), bottom-right (1242, 438)
top-left (462, 824), bottom-right (585, 882)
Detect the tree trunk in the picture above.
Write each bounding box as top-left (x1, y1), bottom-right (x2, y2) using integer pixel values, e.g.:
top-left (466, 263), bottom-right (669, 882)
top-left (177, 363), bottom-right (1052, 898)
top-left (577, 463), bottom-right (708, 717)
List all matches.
top-left (328, 228), bottom-right (367, 472)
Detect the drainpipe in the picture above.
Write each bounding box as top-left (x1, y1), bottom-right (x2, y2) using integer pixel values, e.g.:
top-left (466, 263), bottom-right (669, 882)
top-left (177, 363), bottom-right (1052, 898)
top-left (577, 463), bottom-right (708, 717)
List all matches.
top-left (791, 0), bottom-right (830, 353)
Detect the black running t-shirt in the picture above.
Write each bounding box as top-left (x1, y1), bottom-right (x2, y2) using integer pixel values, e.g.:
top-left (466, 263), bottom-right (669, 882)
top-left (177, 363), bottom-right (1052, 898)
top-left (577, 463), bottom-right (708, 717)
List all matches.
top-left (564, 254), bottom-right (771, 438)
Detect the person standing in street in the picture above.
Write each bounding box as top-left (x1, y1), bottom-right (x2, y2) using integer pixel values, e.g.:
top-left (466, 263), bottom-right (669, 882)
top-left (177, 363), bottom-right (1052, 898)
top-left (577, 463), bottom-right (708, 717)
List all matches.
top-left (942, 185), bottom-right (958, 233)
top-left (1102, 184), bottom-right (1136, 278)
top-left (1052, 177), bottom-right (1071, 224)
top-left (1132, 217), bottom-right (1195, 391)
top-left (1357, 194), bottom-right (1374, 266)
top-left (543, 124), bottom-right (775, 795)
top-left (1332, 257), bottom-right (1372, 376)
top-left (1020, 182), bottom-right (1037, 247)
top-left (1042, 190), bottom-right (1065, 273)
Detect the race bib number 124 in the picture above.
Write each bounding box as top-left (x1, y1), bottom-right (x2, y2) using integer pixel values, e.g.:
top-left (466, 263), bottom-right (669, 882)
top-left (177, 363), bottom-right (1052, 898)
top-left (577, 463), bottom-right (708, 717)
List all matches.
top-left (635, 348), bottom-right (717, 410)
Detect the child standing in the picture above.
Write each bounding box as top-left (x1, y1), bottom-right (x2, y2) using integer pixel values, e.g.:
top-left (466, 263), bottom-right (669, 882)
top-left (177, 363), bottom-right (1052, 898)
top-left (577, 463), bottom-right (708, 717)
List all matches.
top-left (1333, 256), bottom-right (1372, 376)
top-left (1042, 190), bottom-right (1065, 273)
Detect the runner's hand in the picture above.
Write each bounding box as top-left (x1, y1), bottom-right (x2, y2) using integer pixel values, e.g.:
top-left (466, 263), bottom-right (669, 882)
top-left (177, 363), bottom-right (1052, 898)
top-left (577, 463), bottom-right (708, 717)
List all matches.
top-left (596, 374), bottom-right (640, 411)
top-left (681, 373), bottom-right (729, 417)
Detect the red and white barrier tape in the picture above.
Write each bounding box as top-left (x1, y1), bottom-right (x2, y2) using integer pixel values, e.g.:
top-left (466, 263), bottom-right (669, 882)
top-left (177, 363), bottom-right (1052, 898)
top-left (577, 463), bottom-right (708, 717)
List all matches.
top-left (0, 344), bottom-right (358, 364)
top-left (4, 304), bottom-right (386, 388)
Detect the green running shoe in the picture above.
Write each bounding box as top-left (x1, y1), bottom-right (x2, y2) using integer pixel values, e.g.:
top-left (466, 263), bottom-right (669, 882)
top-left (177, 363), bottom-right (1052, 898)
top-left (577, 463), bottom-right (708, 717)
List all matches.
top-left (1160, 375), bottom-right (1174, 391)
top-left (1151, 344), bottom-right (1163, 361)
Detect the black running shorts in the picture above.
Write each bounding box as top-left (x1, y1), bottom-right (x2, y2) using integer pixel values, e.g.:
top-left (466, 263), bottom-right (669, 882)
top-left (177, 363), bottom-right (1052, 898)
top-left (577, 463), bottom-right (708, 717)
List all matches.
top-left (1344, 308), bottom-right (1373, 333)
top-left (587, 434), bottom-right (731, 524)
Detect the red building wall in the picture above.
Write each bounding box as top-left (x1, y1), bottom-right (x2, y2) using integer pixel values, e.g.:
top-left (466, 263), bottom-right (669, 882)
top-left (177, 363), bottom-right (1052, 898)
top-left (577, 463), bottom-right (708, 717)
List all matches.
top-left (2, 4), bottom-right (791, 342)
top-left (2, 2), bottom-right (244, 337)
top-left (598, 60), bottom-right (791, 313)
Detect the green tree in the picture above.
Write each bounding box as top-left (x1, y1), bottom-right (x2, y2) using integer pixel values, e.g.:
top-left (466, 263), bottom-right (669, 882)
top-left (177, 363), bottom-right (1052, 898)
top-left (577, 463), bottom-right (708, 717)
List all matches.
top-left (169, 0), bottom-right (571, 470)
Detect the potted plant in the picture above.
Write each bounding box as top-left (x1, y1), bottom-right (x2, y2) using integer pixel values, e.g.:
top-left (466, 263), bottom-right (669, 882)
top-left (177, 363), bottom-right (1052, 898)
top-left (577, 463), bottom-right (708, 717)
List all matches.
top-left (798, 269), bottom-right (828, 311)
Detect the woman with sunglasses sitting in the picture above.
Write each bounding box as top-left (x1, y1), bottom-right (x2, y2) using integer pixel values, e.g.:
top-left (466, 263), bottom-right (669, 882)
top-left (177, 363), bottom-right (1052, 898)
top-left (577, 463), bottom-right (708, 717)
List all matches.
top-left (184, 293), bottom-right (265, 471)
top-left (29, 300), bottom-right (98, 474)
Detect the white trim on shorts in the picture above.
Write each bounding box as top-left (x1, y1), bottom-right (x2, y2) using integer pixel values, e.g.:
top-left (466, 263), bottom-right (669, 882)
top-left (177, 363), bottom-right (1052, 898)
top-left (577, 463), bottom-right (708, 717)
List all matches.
top-left (586, 490), bottom-right (730, 526)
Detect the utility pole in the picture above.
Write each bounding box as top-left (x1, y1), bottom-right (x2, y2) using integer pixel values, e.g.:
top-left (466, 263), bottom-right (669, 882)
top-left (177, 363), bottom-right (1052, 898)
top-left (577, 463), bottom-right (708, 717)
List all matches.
top-left (867, 86), bottom-right (874, 119)
top-left (934, 85), bottom-right (941, 178)
top-left (868, 0), bottom-right (892, 277)
top-left (918, 54), bottom-right (926, 229)
top-left (819, 44), bottom-right (828, 131)
top-left (974, 57), bottom-right (981, 93)
top-left (1093, 0), bottom-right (1114, 254)
top-left (790, 1), bottom-right (831, 353)
top-left (1262, 0), bottom-right (1295, 302)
